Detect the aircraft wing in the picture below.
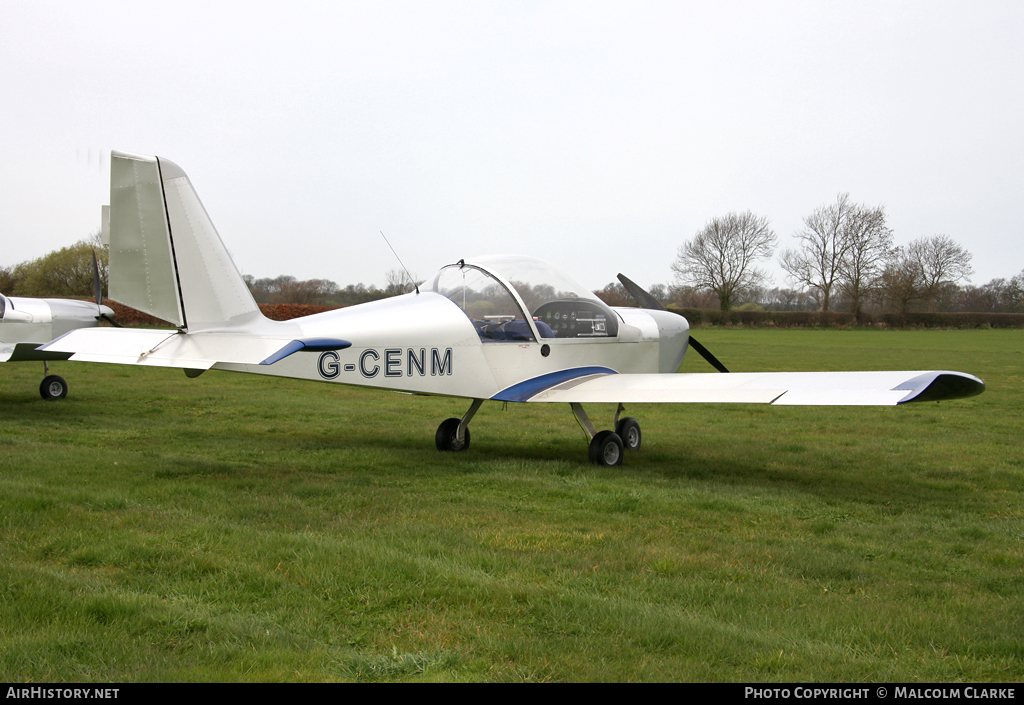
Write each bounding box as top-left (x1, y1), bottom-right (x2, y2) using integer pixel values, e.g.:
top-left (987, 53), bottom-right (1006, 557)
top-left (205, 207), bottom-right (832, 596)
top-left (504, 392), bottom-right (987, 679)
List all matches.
top-left (38, 328), bottom-right (350, 369)
top-left (496, 369), bottom-right (985, 406)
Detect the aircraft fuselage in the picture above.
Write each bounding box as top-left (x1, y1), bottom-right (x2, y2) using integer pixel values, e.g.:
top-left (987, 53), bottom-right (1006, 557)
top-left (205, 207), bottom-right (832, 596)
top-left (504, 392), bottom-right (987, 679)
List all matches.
top-left (215, 291), bottom-right (691, 401)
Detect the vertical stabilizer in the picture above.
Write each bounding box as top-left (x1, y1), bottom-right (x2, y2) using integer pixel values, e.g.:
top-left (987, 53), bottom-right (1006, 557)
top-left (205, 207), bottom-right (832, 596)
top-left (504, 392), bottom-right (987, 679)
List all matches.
top-left (107, 151), bottom-right (263, 331)
top-left (109, 151), bottom-right (185, 327)
top-left (156, 157), bottom-right (261, 330)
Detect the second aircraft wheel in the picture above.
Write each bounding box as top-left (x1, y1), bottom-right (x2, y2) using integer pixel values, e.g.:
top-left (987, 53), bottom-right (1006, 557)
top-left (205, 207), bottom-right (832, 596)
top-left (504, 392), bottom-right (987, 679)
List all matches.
top-left (616, 417), bottom-right (642, 451)
top-left (589, 430), bottom-right (624, 466)
top-left (435, 417), bottom-right (471, 451)
top-left (40, 375), bottom-right (68, 401)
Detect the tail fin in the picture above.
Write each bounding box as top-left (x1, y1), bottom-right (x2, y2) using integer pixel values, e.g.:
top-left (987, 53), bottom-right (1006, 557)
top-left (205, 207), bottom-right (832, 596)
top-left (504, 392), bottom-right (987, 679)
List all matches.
top-left (108, 151), bottom-right (262, 331)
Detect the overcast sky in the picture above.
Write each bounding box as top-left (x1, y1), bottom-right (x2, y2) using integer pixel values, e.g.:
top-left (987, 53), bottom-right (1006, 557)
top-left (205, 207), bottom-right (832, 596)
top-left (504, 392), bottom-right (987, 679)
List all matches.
top-left (2, 0), bottom-right (1021, 292)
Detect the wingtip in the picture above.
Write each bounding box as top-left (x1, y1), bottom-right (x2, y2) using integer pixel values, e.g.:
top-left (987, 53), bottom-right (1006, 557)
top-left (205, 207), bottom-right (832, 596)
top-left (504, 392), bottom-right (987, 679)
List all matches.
top-left (897, 372), bottom-right (985, 404)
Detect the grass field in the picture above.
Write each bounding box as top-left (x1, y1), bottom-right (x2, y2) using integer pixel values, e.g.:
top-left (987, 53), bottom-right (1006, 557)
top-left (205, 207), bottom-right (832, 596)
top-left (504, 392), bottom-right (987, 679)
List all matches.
top-left (1, 328), bottom-right (1021, 682)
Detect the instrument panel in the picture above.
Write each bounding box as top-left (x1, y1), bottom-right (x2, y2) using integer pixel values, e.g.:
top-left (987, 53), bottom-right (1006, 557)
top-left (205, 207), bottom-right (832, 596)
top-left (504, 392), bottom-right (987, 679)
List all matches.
top-left (532, 299), bottom-right (619, 338)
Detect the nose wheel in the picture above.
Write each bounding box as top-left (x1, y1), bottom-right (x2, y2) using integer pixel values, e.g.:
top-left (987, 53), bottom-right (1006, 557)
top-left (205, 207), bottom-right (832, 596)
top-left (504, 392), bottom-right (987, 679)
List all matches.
top-left (436, 417), bottom-right (471, 451)
top-left (436, 399), bottom-right (483, 452)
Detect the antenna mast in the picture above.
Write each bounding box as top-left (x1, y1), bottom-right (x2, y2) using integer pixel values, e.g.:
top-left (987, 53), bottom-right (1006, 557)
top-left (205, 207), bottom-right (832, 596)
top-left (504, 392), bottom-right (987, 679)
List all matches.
top-left (380, 231), bottom-right (419, 295)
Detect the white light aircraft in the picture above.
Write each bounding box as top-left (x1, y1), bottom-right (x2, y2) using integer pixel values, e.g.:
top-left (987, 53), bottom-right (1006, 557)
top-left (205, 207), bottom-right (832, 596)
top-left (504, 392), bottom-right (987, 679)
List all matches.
top-left (41, 151), bottom-right (984, 464)
top-left (2, 256), bottom-right (116, 399)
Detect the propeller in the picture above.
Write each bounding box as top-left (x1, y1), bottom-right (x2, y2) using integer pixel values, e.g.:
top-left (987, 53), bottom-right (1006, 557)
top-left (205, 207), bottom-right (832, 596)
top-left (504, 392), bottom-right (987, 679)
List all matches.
top-left (616, 273), bottom-right (729, 373)
top-left (93, 250), bottom-right (121, 327)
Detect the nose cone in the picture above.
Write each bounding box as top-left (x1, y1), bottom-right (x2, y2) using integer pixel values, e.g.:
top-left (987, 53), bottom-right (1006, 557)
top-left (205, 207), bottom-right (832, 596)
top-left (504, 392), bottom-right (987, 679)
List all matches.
top-left (647, 309), bottom-right (690, 373)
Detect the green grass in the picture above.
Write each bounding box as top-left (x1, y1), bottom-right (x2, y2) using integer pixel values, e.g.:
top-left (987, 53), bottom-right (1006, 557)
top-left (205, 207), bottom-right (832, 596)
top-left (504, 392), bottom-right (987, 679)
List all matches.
top-left (0, 328), bottom-right (1021, 681)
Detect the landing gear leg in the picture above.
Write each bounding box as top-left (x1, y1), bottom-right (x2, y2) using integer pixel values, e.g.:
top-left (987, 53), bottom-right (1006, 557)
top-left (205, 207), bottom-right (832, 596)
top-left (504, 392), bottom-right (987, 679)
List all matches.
top-left (39, 362), bottom-right (68, 401)
top-left (571, 402), bottom-right (624, 467)
top-left (436, 398), bottom-right (483, 452)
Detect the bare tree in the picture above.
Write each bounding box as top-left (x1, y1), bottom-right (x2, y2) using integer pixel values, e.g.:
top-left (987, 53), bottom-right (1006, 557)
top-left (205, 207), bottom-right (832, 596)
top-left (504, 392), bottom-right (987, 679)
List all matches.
top-left (838, 204), bottom-right (893, 319)
top-left (594, 282), bottom-right (631, 307)
top-left (908, 235), bottom-right (973, 311)
top-left (1007, 270), bottom-right (1024, 312)
top-left (878, 245), bottom-right (925, 316)
top-left (779, 193), bottom-right (856, 313)
top-left (383, 268), bottom-right (420, 296)
top-left (960, 279), bottom-right (1006, 312)
top-left (672, 211), bottom-right (776, 311)
top-left (278, 278), bottom-right (337, 305)
top-left (647, 284), bottom-right (669, 304)
top-left (766, 287), bottom-right (819, 311)
top-left (665, 283), bottom-right (719, 309)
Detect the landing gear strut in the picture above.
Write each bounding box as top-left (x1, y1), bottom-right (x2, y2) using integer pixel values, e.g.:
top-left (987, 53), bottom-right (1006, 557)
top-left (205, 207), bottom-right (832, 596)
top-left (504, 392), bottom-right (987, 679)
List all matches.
top-left (436, 399), bottom-right (483, 452)
top-left (433, 399), bottom-right (642, 465)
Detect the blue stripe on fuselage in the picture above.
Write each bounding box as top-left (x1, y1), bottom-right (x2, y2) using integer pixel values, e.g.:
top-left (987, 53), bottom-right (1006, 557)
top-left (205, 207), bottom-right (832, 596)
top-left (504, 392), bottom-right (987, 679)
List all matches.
top-left (491, 366), bottom-right (616, 402)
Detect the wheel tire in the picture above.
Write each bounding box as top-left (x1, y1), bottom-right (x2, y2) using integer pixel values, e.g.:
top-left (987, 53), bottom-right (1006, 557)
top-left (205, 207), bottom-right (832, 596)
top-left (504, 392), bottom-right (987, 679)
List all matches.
top-left (435, 417), bottom-right (471, 451)
top-left (616, 417), bottom-right (642, 451)
top-left (588, 430), bottom-right (624, 467)
top-left (40, 375), bottom-right (68, 401)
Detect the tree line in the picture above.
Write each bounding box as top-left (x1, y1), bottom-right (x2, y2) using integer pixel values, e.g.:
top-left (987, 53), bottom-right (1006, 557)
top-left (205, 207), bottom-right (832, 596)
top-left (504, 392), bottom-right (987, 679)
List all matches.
top-left (1, 235), bottom-right (108, 298)
top-left (596, 194), bottom-right (1022, 317)
top-left (5, 205), bottom-right (1021, 319)
top-left (241, 269), bottom-right (418, 307)
top-left (0, 236), bottom-right (419, 309)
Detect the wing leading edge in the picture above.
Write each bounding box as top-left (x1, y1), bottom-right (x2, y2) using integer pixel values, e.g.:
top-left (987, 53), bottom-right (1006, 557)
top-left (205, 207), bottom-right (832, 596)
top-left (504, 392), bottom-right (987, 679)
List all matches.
top-left (498, 370), bottom-right (985, 406)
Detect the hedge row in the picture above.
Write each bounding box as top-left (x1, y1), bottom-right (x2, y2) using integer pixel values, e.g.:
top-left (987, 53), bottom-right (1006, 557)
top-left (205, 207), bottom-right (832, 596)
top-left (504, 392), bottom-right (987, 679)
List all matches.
top-left (258, 304), bottom-right (336, 321)
top-left (667, 307), bottom-right (1024, 329)
top-left (106, 300), bottom-right (1024, 329)
top-left (107, 301), bottom-right (339, 326)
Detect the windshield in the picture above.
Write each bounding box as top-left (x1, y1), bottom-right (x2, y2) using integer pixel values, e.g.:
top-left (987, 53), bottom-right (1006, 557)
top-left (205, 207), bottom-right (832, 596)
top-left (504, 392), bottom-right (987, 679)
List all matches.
top-left (434, 256), bottom-right (619, 339)
top-left (429, 263), bottom-right (535, 342)
top-left (469, 255), bottom-right (593, 310)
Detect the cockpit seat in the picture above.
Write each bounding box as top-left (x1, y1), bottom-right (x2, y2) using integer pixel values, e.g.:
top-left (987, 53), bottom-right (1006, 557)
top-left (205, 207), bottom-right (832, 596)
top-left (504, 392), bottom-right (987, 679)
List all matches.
top-left (533, 319), bottom-right (554, 338)
top-left (500, 319), bottom-right (534, 341)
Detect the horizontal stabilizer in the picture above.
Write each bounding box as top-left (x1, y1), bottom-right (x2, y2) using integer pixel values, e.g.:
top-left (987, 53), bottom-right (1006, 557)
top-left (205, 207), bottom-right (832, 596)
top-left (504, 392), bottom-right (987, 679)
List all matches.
top-left (39, 328), bottom-right (347, 369)
top-left (509, 370), bottom-right (984, 406)
top-left (1, 342), bottom-right (73, 363)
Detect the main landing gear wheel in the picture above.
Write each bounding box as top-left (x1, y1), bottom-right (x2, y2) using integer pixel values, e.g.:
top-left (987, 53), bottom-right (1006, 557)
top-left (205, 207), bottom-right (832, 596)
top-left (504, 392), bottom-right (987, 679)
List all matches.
top-left (589, 430), bottom-right (624, 467)
top-left (616, 417), bottom-right (642, 451)
top-left (40, 375), bottom-right (68, 401)
top-left (436, 417), bottom-right (471, 451)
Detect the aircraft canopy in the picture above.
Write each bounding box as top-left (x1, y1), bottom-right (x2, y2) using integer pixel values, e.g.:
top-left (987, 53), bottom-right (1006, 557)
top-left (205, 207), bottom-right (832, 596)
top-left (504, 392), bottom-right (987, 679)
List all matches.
top-left (430, 256), bottom-right (619, 340)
